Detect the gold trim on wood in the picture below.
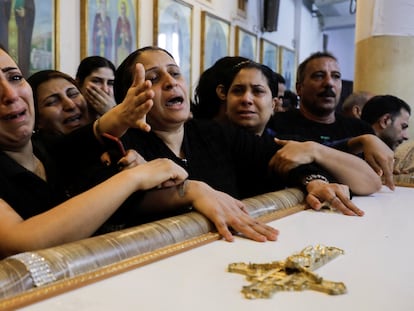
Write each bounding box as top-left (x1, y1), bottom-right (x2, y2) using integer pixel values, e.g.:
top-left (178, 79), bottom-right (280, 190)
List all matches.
top-left (0, 189), bottom-right (306, 310)
top-left (394, 174), bottom-right (414, 187)
top-left (80, 0), bottom-right (87, 59)
top-left (0, 233), bottom-right (220, 311)
top-left (54, 0), bottom-right (60, 70)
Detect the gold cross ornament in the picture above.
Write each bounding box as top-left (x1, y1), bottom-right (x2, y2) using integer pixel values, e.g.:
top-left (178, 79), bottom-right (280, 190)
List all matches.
top-left (228, 245), bottom-right (347, 299)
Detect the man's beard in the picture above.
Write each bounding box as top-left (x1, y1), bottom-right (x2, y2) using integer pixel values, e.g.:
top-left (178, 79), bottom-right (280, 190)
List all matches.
top-left (381, 133), bottom-right (403, 151)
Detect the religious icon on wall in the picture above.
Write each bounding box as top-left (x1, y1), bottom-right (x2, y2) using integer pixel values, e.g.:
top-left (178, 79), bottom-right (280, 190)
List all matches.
top-left (260, 38), bottom-right (279, 72)
top-left (0, 0), bottom-right (56, 77)
top-left (201, 11), bottom-right (230, 71)
top-left (82, 0), bottom-right (138, 67)
top-left (280, 47), bottom-right (296, 91)
top-left (235, 26), bottom-right (257, 61)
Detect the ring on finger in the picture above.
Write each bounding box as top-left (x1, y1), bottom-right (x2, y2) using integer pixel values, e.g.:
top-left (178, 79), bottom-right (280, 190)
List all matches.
top-left (328, 196), bottom-right (337, 204)
top-left (322, 196), bottom-right (337, 210)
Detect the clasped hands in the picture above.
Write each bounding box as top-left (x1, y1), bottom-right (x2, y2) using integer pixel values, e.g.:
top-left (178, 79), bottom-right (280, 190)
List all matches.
top-left (270, 138), bottom-right (364, 216)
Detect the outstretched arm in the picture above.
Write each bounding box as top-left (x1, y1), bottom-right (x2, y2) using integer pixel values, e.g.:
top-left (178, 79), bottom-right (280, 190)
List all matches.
top-left (102, 150), bottom-right (279, 243)
top-left (139, 180), bottom-right (279, 243)
top-left (346, 134), bottom-right (395, 190)
top-left (271, 138), bottom-right (382, 195)
top-left (0, 159), bottom-right (188, 258)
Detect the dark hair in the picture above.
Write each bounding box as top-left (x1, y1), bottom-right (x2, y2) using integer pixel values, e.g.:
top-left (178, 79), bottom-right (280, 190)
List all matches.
top-left (193, 58), bottom-right (277, 119)
top-left (75, 56), bottom-right (116, 87)
top-left (273, 72), bottom-right (286, 85)
top-left (114, 46), bottom-right (174, 104)
top-left (192, 56), bottom-right (249, 119)
top-left (296, 51), bottom-right (337, 84)
top-left (27, 70), bottom-right (79, 128)
top-left (282, 90), bottom-right (299, 110)
top-left (221, 60), bottom-right (278, 97)
top-left (361, 95), bottom-right (411, 125)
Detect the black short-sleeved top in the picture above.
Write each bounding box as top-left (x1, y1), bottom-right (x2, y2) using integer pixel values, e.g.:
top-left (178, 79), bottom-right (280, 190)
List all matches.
top-left (269, 110), bottom-right (374, 150)
top-left (0, 120), bottom-right (324, 233)
top-left (0, 139), bottom-right (66, 220)
top-left (0, 125), bottom-right (110, 231)
top-left (122, 119), bottom-right (329, 200)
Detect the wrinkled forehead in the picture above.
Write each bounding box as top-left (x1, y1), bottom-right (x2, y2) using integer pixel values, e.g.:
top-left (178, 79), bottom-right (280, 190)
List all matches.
top-left (306, 57), bottom-right (340, 73)
top-left (135, 50), bottom-right (176, 70)
top-left (35, 77), bottom-right (77, 102)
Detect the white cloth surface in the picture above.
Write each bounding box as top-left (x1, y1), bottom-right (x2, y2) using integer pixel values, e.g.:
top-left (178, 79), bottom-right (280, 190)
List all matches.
top-left (21, 186), bottom-right (414, 311)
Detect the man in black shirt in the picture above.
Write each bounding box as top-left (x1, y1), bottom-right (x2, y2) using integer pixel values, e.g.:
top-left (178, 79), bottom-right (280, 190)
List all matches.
top-left (270, 51), bottom-right (395, 189)
top-left (361, 94), bottom-right (411, 151)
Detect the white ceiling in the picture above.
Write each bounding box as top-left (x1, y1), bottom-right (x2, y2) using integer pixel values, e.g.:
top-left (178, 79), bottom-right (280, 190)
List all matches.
top-left (312, 0), bottom-right (356, 30)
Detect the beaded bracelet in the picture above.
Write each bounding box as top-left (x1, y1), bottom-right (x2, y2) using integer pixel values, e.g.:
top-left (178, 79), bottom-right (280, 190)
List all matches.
top-left (302, 174), bottom-right (329, 186)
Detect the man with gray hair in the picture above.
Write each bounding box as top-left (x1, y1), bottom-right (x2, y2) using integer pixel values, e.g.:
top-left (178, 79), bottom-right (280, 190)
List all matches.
top-left (270, 51), bottom-right (396, 189)
top-left (341, 91), bottom-right (374, 119)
